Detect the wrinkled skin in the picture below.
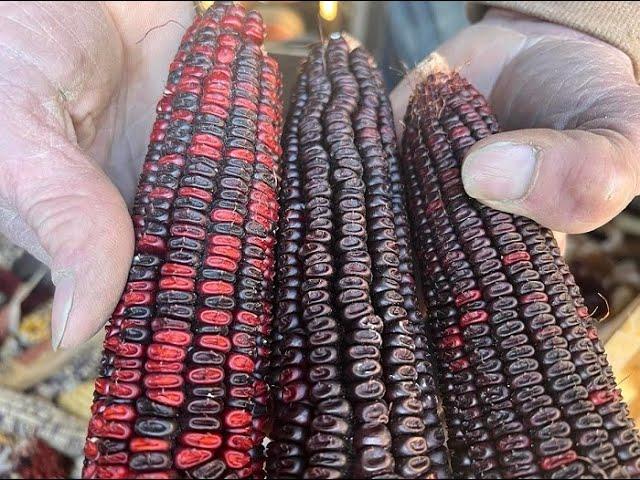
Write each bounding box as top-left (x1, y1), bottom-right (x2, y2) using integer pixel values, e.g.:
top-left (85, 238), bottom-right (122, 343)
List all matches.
top-left (0, 4), bottom-right (638, 349)
top-left (0, 1), bottom-right (194, 348)
top-left (392, 9), bottom-right (640, 238)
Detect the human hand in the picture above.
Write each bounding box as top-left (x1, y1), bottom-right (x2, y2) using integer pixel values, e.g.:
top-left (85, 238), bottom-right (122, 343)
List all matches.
top-left (391, 9), bottom-right (640, 249)
top-left (0, 1), bottom-right (195, 349)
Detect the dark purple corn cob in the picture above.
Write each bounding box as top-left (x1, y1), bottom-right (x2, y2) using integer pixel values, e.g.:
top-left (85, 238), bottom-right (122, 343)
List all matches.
top-left (267, 35), bottom-right (449, 479)
top-left (371, 61), bottom-right (451, 480)
top-left (401, 70), bottom-right (640, 479)
top-left (83, 3), bottom-right (282, 479)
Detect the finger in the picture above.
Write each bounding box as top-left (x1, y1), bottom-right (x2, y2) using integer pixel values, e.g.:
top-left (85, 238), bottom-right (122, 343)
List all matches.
top-left (461, 128), bottom-right (639, 233)
top-left (0, 119), bottom-right (133, 350)
top-left (554, 231), bottom-right (567, 255)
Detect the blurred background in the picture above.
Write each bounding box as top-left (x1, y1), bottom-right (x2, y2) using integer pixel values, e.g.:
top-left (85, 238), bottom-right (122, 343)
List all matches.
top-left (236, 1), bottom-right (469, 103)
top-left (245, 1), bottom-right (468, 89)
top-left (0, 2), bottom-right (637, 478)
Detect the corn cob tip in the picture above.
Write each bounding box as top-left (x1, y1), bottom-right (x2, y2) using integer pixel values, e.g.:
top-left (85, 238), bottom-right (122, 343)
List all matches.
top-left (414, 52), bottom-right (451, 78)
top-left (338, 32), bottom-right (363, 50)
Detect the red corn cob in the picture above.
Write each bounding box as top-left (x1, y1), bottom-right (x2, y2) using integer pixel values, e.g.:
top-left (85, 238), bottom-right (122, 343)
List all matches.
top-left (83, 3), bottom-right (282, 479)
top-left (401, 69), bottom-right (640, 479)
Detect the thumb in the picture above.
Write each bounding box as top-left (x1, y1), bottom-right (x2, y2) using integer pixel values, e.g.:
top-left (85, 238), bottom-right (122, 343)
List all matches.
top-left (1, 128), bottom-right (133, 350)
top-left (461, 128), bottom-right (639, 233)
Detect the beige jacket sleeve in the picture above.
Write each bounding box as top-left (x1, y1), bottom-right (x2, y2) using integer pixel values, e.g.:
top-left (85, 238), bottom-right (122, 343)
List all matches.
top-left (468, 2), bottom-right (640, 77)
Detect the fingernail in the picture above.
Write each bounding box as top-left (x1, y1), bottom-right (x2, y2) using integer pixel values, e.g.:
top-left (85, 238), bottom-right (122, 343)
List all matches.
top-left (51, 273), bottom-right (75, 351)
top-left (462, 142), bottom-right (538, 201)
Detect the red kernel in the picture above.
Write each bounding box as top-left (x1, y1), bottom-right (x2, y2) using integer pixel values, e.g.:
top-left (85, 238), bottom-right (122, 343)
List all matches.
top-left (502, 251), bottom-right (530, 265)
top-left (215, 47), bottom-right (235, 64)
top-left (228, 353), bottom-right (255, 373)
top-left (102, 404), bottom-right (136, 422)
top-left (227, 434), bottom-right (253, 451)
top-left (577, 306), bottom-right (589, 318)
top-left (188, 142), bottom-right (222, 160)
top-left (126, 281), bottom-right (156, 292)
top-left (123, 291), bottom-right (153, 307)
top-left (519, 292), bottom-right (549, 304)
top-left (204, 256), bottom-right (238, 272)
top-left (88, 418), bottom-right (131, 440)
top-left (147, 389), bottom-right (185, 407)
top-left (540, 450), bottom-right (577, 471)
top-left (197, 335), bottom-right (232, 351)
top-left (223, 450), bottom-right (250, 469)
top-left (439, 334), bottom-right (463, 350)
top-left (97, 452), bottom-right (128, 465)
top-left (236, 311), bottom-right (260, 326)
top-left (111, 370), bottom-right (141, 383)
top-left (455, 290), bottom-right (481, 307)
top-left (230, 386), bottom-right (254, 398)
top-left (208, 235), bottom-right (242, 248)
top-left (158, 154), bottom-right (185, 167)
top-left (144, 373), bottom-right (184, 389)
top-left (187, 367), bottom-right (224, 384)
top-left (460, 310), bottom-right (489, 328)
top-left (153, 329), bottom-right (192, 347)
top-left (199, 280), bottom-right (234, 296)
top-left (147, 344), bottom-right (186, 362)
top-left (587, 327), bottom-right (599, 340)
top-left (200, 103), bottom-right (228, 119)
top-left (94, 466), bottom-right (129, 479)
top-left (224, 410), bottom-right (252, 429)
top-left (197, 309), bottom-right (233, 326)
top-left (84, 440), bottom-right (99, 460)
top-left (175, 448), bottom-right (213, 469)
top-left (192, 133), bottom-right (222, 149)
top-left (178, 187), bottom-right (213, 203)
top-left (450, 358), bottom-right (470, 372)
top-left (181, 433), bottom-right (222, 450)
top-left (589, 389), bottom-right (615, 406)
top-left (231, 332), bottom-right (255, 349)
top-left (211, 209), bottom-right (244, 224)
top-left (145, 361), bottom-right (184, 374)
top-left (159, 276), bottom-right (195, 292)
top-left (130, 438), bottom-right (170, 453)
top-left (207, 246), bottom-right (241, 261)
top-left (227, 148), bottom-right (255, 163)
top-left (137, 234), bottom-right (166, 254)
top-left (161, 263), bottom-right (197, 278)
top-left (114, 358), bottom-right (142, 369)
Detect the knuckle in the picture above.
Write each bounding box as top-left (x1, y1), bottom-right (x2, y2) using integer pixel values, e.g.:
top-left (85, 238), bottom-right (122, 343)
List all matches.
top-left (563, 166), bottom-right (629, 232)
